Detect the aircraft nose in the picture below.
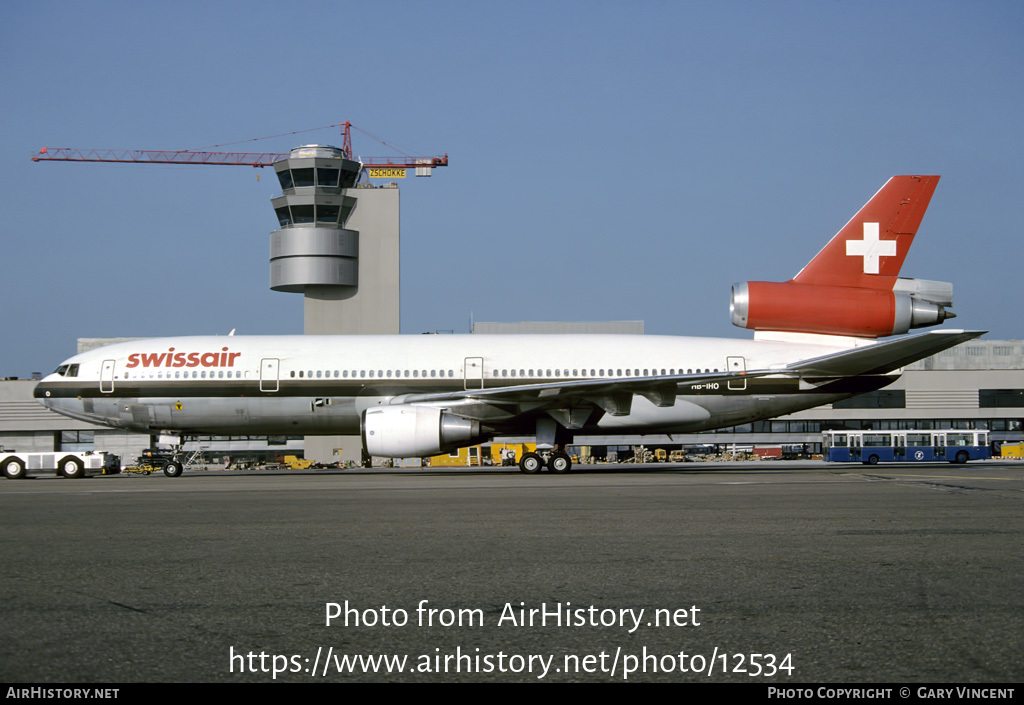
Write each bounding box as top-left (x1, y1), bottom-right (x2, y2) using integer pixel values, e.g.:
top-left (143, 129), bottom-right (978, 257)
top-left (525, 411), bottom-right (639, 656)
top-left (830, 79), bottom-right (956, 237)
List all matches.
top-left (33, 383), bottom-right (53, 406)
top-left (33, 383), bottom-right (79, 414)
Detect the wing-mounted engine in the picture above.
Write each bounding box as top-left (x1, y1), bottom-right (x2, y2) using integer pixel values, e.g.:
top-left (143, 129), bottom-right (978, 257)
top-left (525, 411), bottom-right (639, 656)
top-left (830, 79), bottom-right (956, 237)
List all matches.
top-left (730, 277), bottom-right (955, 338)
top-left (362, 406), bottom-right (486, 457)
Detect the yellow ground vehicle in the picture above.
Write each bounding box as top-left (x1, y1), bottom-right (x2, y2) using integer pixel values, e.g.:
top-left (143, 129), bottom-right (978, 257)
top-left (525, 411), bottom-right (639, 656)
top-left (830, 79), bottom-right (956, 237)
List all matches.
top-left (429, 443), bottom-right (538, 467)
top-left (999, 442), bottom-right (1024, 459)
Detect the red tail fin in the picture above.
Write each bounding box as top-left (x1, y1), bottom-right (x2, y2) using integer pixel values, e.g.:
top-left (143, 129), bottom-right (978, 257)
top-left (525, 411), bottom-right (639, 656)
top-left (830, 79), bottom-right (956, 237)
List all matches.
top-left (793, 175), bottom-right (939, 289)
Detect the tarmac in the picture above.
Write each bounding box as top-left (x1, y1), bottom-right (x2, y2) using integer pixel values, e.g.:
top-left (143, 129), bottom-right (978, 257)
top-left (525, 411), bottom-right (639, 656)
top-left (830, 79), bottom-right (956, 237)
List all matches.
top-left (1, 461), bottom-right (1021, 682)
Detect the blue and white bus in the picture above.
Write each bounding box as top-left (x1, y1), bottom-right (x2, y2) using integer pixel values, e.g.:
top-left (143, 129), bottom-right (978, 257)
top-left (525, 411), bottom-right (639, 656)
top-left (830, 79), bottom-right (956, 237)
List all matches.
top-left (823, 430), bottom-right (991, 465)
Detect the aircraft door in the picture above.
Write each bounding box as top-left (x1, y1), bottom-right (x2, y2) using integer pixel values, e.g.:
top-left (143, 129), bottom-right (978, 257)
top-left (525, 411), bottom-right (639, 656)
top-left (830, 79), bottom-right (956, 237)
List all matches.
top-left (464, 357), bottom-right (484, 390)
top-left (260, 358), bottom-right (280, 393)
top-left (727, 356), bottom-right (746, 390)
top-left (100, 360), bottom-right (116, 394)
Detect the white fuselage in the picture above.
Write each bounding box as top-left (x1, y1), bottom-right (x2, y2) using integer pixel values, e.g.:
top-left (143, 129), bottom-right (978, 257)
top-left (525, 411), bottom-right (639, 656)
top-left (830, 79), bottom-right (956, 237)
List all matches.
top-left (34, 333), bottom-right (891, 442)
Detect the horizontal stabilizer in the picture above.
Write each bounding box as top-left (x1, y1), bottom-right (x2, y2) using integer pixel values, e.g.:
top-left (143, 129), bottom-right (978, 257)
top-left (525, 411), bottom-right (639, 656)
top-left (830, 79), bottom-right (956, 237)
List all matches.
top-left (786, 329), bottom-right (984, 378)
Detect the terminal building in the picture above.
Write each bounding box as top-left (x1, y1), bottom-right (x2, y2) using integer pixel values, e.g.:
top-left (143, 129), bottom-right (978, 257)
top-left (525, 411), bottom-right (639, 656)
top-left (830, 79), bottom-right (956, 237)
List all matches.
top-left (2, 334), bottom-right (1021, 465)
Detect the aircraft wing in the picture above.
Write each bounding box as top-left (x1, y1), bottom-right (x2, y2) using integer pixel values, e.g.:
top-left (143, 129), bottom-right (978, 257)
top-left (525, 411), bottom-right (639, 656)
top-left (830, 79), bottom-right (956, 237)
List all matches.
top-left (785, 329), bottom-right (985, 378)
top-left (390, 329), bottom-right (983, 421)
top-left (392, 368), bottom-right (776, 418)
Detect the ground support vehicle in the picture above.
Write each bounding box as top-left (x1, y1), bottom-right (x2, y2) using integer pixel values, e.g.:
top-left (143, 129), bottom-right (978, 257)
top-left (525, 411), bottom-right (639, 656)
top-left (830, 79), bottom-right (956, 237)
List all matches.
top-left (823, 430), bottom-right (990, 465)
top-left (132, 448), bottom-right (185, 477)
top-left (0, 450), bottom-right (121, 479)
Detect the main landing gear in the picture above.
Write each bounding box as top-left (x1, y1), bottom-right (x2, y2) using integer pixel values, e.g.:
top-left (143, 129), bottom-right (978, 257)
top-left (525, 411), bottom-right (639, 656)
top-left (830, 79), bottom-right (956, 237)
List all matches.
top-left (518, 450), bottom-right (572, 474)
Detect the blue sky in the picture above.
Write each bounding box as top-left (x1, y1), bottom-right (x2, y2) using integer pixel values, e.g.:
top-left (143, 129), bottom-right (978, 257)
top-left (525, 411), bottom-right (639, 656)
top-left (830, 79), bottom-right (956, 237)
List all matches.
top-left (2, 1), bottom-right (1022, 376)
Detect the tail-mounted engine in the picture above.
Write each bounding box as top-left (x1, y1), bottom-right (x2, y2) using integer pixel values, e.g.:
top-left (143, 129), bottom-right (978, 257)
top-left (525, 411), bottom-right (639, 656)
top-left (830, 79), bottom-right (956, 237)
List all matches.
top-left (730, 278), bottom-right (955, 338)
top-left (362, 406), bottom-right (485, 457)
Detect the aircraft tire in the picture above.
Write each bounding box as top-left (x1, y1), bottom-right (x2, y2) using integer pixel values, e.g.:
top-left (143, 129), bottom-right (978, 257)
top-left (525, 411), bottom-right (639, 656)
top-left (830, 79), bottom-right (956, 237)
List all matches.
top-left (163, 461), bottom-right (183, 478)
top-left (519, 453), bottom-right (542, 474)
top-left (2, 457), bottom-right (27, 480)
top-left (60, 457), bottom-right (85, 479)
top-left (549, 452), bottom-right (572, 474)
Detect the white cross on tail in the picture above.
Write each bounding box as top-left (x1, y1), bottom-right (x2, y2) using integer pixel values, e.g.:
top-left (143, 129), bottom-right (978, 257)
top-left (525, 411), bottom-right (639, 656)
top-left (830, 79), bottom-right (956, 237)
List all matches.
top-left (846, 222), bottom-right (896, 274)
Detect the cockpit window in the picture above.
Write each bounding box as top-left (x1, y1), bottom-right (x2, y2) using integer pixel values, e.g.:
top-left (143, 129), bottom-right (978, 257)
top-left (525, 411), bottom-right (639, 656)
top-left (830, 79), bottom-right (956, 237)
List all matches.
top-left (55, 365), bottom-right (68, 376)
top-left (54, 364), bottom-right (79, 377)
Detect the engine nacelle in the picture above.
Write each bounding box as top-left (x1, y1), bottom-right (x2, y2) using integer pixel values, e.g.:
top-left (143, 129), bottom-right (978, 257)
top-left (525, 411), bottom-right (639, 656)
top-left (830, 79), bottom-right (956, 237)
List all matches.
top-left (362, 406), bottom-right (484, 457)
top-left (730, 281), bottom-right (953, 338)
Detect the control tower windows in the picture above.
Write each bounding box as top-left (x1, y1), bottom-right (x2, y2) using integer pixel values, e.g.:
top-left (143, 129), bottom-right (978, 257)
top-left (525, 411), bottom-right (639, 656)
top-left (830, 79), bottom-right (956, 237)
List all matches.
top-left (275, 207), bottom-right (292, 227)
top-left (277, 170), bottom-right (293, 190)
top-left (316, 204), bottom-right (340, 224)
top-left (318, 168), bottom-right (340, 188)
top-left (292, 168), bottom-right (315, 187)
top-left (291, 205), bottom-right (315, 224)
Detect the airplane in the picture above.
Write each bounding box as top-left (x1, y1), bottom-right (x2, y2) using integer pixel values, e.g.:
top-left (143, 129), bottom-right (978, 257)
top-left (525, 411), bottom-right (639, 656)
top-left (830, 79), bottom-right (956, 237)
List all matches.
top-left (32, 175), bottom-right (982, 475)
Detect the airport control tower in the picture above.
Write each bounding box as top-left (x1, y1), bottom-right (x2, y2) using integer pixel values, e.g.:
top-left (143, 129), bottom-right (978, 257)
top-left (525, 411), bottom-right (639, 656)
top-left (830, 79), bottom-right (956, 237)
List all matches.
top-left (269, 145), bottom-right (401, 464)
top-left (269, 145), bottom-right (400, 336)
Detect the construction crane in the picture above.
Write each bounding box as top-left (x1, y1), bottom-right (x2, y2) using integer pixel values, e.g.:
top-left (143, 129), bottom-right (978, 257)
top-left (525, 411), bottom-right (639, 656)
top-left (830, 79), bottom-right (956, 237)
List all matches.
top-left (31, 121), bottom-right (448, 174)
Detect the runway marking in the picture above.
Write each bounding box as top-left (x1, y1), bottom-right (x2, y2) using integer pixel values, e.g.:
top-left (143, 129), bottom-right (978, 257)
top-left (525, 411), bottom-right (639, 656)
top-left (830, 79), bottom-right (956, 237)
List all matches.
top-left (858, 473), bottom-right (1021, 482)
